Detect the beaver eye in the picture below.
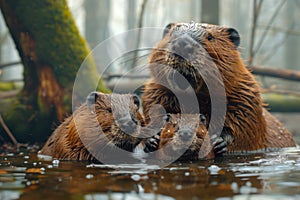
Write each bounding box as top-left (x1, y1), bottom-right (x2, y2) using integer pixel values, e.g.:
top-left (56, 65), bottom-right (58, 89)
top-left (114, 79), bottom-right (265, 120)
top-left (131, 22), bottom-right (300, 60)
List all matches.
top-left (162, 23), bottom-right (175, 38)
top-left (163, 114), bottom-right (171, 122)
top-left (200, 114), bottom-right (206, 125)
top-left (132, 95), bottom-right (140, 108)
top-left (207, 34), bottom-right (213, 41)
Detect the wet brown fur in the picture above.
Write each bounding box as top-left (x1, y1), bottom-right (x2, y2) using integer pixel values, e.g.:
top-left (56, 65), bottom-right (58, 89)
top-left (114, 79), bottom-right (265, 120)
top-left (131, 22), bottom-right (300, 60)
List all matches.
top-left (158, 114), bottom-right (214, 161)
top-left (39, 93), bottom-right (144, 160)
top-left (142, 22), bottom-right (295, 152)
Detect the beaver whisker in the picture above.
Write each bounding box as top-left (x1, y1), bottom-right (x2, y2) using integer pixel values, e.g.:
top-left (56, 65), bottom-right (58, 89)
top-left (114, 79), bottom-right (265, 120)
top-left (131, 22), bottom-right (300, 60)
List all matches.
top-left (116, 53), bottom-right (151, 66)
top-left (162, 66), bottom-right (174, 80)
top-left (171, 70), bottom-right (176, 83)
top-left (151, 58), bottom-right (168, 66)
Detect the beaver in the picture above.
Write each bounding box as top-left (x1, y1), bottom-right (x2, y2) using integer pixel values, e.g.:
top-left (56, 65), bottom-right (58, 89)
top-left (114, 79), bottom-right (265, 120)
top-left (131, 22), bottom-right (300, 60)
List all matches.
top-left (157, 113), bottom-right (215, 161)
top-left (142, 22), bottom-right (296, 153)
top-left (39, 91), bottom-right (145, 161)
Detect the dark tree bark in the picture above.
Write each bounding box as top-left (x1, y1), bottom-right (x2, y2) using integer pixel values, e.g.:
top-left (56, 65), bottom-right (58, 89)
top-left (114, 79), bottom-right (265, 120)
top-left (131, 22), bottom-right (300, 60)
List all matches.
top-left (0, 0), bottom-right (109, 142)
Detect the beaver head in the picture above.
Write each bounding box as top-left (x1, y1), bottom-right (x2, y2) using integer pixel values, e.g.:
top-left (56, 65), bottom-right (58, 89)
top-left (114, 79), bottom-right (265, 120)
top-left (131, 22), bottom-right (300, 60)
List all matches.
top-left (39, 92), bottom-right (144, 160)
top-left (87, 91), bottom-right (142, 136)
top-left (85, 92), bottom-right (144, 152)
top-left (149, 22), bottom-right (242, 92)
top-left (159, 113), bottom-right (214, 161)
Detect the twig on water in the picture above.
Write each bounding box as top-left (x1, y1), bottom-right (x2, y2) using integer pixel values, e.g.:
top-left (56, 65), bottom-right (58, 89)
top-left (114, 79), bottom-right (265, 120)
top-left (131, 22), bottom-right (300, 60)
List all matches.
top-left (0, 114), bottom-right (26, 148)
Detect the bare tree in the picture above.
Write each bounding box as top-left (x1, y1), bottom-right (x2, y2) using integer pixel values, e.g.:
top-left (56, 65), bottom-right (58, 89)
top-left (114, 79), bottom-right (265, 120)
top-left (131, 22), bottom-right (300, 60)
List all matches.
top-left (201, 0), bottom-right (219, 24)
top-left (84, 0), bottom-right (111, 48)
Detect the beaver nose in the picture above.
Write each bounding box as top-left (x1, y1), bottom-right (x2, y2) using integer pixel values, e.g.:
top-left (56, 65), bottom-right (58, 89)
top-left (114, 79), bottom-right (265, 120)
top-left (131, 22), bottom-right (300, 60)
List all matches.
top-left (116, 114), bottom-right (137, 134)
top-left (171, 33), bottom-right (194, 58)
top-left (178, 128), bottom-right (194, 141)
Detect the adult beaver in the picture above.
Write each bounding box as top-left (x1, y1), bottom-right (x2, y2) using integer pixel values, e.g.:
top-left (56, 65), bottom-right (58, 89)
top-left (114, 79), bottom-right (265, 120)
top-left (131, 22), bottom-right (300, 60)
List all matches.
top-left (142, 22), bottom-right (295, 153)
top-left (39, 92), bottom-right (144, 161)
top-left (157, 113), bottom-right (214, 161)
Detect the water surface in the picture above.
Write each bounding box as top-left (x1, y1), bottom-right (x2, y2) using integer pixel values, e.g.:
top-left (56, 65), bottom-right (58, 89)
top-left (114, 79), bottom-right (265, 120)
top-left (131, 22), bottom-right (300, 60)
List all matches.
top-left (1, 146), bottom-right (300, 200)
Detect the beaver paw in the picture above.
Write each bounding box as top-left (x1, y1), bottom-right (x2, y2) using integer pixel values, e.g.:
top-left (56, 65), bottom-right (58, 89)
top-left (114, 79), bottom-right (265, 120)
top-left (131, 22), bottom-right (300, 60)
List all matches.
top-left (212, 136), bottom-right (227, 155)
top-left (144, 134), bottom-right (160, 153)
top-left (115, 141), bottom-right (136, 152)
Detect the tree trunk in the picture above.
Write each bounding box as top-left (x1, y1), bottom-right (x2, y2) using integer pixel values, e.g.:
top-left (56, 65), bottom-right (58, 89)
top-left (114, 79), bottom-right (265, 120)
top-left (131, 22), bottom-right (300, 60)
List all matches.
top-left (127, 0), bottom-right (136, 30)
top-left (84, 0), bottom-right (110, 48)
top-left (0, 0), bottom-right (109, 143)
top-left (201, 0), bottom-right (219, 24)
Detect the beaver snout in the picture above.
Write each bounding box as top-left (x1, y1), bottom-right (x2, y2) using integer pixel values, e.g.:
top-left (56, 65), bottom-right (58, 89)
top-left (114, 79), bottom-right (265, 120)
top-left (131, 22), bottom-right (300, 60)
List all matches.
top-left (171, 33), bottom-right (195, 59)
top-left (115, 114), bottom-right (138, 134)
top-left (178, 128), bottom-right (194, 141)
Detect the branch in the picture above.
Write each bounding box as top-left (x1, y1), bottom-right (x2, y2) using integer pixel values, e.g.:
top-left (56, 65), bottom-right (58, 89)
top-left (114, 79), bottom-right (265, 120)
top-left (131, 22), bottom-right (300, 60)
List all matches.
top-left (0, 61), bottom-right (22, 69)
top-left (262, 88), bottom-right (300, 97)
top-left (261, 26), bottom-right (290, 63)
top-left (256, 25), bottom-right (300, 36)
top-left (248, 0), bottom-right (263, 65)
top-left (0, 114), bottom-right (18, 146)
top-left (248, 65), bottom-right (300, 81)
top-left (132, 0), bottom-right (148, 68)
top-left (0, 90), bottom-right (19, 99)
top-left (253, 0), bottom-right (287, 56)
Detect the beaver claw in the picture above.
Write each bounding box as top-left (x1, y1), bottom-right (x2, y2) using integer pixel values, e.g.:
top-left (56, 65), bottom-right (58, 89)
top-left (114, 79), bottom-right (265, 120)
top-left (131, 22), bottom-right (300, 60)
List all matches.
top-left (115, 140), bottom-right (136, 152)
top-left (211, 129), bottom-right (234, 156)
top-left (144, 134), bottom-right (160, 153)
top-left (212, 137), bottom-right (227, 155)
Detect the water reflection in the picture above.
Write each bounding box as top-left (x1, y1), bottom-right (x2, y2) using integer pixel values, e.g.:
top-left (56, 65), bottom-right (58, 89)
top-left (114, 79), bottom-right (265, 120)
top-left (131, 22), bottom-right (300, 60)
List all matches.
top-left (0, 147), bottom-right (300, 200)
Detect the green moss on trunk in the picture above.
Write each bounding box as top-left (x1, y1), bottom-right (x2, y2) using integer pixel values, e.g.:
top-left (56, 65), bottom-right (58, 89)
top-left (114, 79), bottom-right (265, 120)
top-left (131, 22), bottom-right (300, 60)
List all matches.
top-left (0, 0), bottom-right (110, 143)
top-left (7, 0), bottom-right (104, 90)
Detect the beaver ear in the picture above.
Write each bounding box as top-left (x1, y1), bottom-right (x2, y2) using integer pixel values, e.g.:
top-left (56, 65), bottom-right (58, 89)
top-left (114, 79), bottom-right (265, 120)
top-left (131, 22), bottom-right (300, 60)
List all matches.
top-left (132, 94), bottom-right (140, 108)
top-left (227, 28), bottom-right (240, 47)
top-left (86, 91), bottom-right (104, 110)
top-left (199, 114), bottom-right (207, 125)
top-left (162, 23), bottom-right (175, 38)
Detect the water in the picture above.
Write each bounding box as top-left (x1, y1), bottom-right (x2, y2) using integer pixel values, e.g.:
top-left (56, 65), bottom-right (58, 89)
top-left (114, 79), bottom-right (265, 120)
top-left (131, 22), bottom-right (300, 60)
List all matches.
top-left (1, 147), bottom-right (300, 200)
